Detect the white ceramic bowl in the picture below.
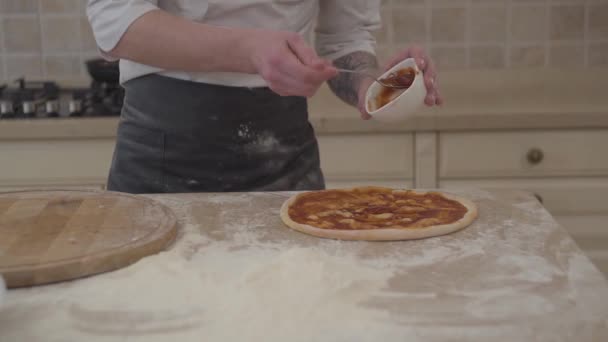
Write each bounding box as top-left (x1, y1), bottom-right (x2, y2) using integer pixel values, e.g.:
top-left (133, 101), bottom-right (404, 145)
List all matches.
top-left (365, 58), bottom-right (427, 122)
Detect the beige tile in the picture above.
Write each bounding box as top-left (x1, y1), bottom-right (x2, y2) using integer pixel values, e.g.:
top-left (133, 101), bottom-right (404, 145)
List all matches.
top-left (470, 46), bottom-right (505, 69)
top-left (549, 44), bottom-right (584, 67)
top-left (0, 18), bottom-right (4, 53)
top-left (0, 0), bottom-right (38, 13)
top-left (470, 6), bottom-right (507, 43)
top-left (41, 17), bottom-right (80, 52)
top-left (509, 46), bottom-right (546, 67)
top-left (40, 0), bottom-right (80, 13)
top-left (3, 17), bottom-right (41, 53)
top-left (431, 7), bottom-right (466, 43)
top-left (392, 7), bottom-right (427, 44)
top-left (80, 17), bottom-right (98, 51)
top-left (588, 42), bottom-right (608, 67)
top-left (589, 4), bottom-right (608, 40)
top-left (510, 6), bottom-right (547, 42)
top-left (5, 55), bottom-right (43, 79)
top-left (550, 5), bottom-right (584, 41)
top-left (44, 55), bottom-right (81, 78)
top-left (430, 46), bottom-right (466, 70)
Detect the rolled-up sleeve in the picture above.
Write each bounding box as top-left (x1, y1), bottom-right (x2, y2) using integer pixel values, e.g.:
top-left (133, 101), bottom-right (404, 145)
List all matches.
top-left (315, 0), bottom-right (381, 61)
top-left (87, 0), bottom-right (159, 53)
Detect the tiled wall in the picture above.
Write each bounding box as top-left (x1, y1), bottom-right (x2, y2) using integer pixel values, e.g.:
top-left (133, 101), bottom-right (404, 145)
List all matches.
top-left (1, 0), bottom-right (607, 83)
top-left (0, 0), bottom-right (97, 83)
top-left (375, 0), bottom-right (608, 69)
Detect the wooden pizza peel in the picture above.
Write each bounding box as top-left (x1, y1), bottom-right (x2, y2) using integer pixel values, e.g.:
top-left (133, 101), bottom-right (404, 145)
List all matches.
top-left (0, 190), bottom-right (177, 288)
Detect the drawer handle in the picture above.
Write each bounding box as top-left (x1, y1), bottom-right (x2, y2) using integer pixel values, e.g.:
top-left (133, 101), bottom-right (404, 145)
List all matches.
top-left (533, 193), bottom-right (544, 204)
top-left (526, 148), bottom-right (544, 165)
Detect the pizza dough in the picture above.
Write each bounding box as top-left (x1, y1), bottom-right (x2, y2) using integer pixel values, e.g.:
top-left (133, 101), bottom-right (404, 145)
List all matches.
top-left (280, 187), bottom-right (478, 241)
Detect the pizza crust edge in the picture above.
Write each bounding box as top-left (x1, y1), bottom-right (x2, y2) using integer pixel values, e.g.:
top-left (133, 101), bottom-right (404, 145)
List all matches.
top-left (279, 189), bottom-right (478, 241)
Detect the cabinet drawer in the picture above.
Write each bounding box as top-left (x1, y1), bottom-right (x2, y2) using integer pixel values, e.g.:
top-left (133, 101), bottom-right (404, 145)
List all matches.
top-left (0, 139), bottom-right (114, 187)
top-left (439, 130), bottom-right (608, 178)
top-left (439, 178), bottom-right (608, 215)
top-left (555, 215), bottom-right (608, 250)
top-left (318, 134), bottom-right (414, 180)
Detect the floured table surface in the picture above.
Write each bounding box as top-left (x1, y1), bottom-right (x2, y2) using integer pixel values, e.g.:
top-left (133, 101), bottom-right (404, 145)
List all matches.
top-left (1, 189), bottom-right (607, 342)
top-left (0, 190), bottom-right (177, 287)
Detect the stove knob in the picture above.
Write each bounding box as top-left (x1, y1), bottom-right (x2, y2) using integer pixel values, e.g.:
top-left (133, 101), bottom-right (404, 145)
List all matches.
top-left (21, 101), bottom-right (36, 118)
top-left (68, 99), bottom-right (83, 117)
top-left (0, 101), bottom-right (15, 119)
top-left (45, 100), bottom-right (60, 117)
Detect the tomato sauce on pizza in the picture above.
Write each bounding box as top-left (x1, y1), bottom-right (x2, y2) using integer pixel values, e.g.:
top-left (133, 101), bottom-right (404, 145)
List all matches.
top-left (287, 187), bottom-right (468, 230)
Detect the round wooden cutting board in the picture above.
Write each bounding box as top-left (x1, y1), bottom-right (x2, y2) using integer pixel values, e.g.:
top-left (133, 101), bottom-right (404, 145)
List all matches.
top-left (0, 190), bottom-right (177, 288)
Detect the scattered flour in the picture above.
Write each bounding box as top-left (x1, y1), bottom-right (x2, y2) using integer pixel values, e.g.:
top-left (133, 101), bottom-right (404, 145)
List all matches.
top-left (236, 124), bottom-right (252, 138)
top-left (3, 234), bottom-right (407, 341)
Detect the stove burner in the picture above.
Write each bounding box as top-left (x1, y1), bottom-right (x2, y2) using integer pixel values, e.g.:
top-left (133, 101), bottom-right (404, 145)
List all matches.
top-left (83, 81), bottom-right (124, 117)
top-left (0, 76), bottom-right (124, 120)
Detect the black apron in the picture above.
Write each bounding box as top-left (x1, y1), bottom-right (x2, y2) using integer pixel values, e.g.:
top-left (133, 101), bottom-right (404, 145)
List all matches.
top-left (107, 74), bottom-right (325, 193)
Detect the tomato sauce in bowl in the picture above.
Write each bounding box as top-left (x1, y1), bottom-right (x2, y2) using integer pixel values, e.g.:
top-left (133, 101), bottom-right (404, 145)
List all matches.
top-left (374, 67), bottom-right (418, 109)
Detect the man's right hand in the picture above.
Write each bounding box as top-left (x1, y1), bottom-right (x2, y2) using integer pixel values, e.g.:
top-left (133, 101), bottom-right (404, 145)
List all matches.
top-left (246, 30), bottom-right (337, 97)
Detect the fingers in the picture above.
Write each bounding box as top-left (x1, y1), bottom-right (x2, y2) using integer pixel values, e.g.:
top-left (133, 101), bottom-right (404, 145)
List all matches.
top-left (382, 45), bottom-right (443, 107)
top-left (405, 45), bottom-right (428, 72)
top-left (279, 48), bottom-right (336, 85)
top-left (263, 35), bottom-right (337, 97)
top-left (269, 78), bottom-right (320, 97)
top-left (422, 58), bottom-right (442, 106)
top-left (286, 34), bottom-right (325, 70)
top-left (406, 47), bottom-right (442, 107)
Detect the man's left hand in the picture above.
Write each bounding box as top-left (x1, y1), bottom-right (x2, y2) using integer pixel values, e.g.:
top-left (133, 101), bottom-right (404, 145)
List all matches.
top-left (358, 45), bottom-right (442, 120)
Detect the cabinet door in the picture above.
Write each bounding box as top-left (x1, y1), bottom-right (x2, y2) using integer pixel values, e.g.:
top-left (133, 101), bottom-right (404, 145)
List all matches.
top-left (317, 133), bottom-right (414, 182)
top-left (554, 215), bottom-right (608, 276)
top-left (0, 139), bottom-right (115, 188)
top-left (439, 130), bottom-right (608, 179)
top-left (439, 178), bottom-right (608, 215)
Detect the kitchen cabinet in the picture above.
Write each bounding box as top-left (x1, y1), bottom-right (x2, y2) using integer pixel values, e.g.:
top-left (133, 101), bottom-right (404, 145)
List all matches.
top-left (0, 124), bottom-right (606, 275)
top-left (0, 137), bottom-right (113, 191)
top-left (416, 129), bottom-right (608, 276)
top-left (318, 133), bottom-right (414, 189)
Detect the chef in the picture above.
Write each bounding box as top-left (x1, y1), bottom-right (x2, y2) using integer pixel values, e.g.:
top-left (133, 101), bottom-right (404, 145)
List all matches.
top-left (87, 0), bottom-right (442, 194)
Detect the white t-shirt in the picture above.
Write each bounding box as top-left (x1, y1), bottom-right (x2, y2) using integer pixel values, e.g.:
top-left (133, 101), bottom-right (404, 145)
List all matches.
top-left (87, 0), bottom-right (381, 86)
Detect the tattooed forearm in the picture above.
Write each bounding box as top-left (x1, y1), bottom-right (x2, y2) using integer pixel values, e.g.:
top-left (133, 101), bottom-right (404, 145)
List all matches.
top-left (327, 51), bottom-right (379, 107)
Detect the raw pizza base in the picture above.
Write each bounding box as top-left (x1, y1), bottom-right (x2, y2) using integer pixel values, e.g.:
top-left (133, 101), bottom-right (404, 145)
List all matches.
top-left (280, 189), bottom-right (478, 241)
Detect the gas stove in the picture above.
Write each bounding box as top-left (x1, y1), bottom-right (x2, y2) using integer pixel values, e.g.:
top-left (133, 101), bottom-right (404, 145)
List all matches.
top-left (0, 59), bottom-right (123, 120)
top-left (0, 78), bottom-right (124, 120)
